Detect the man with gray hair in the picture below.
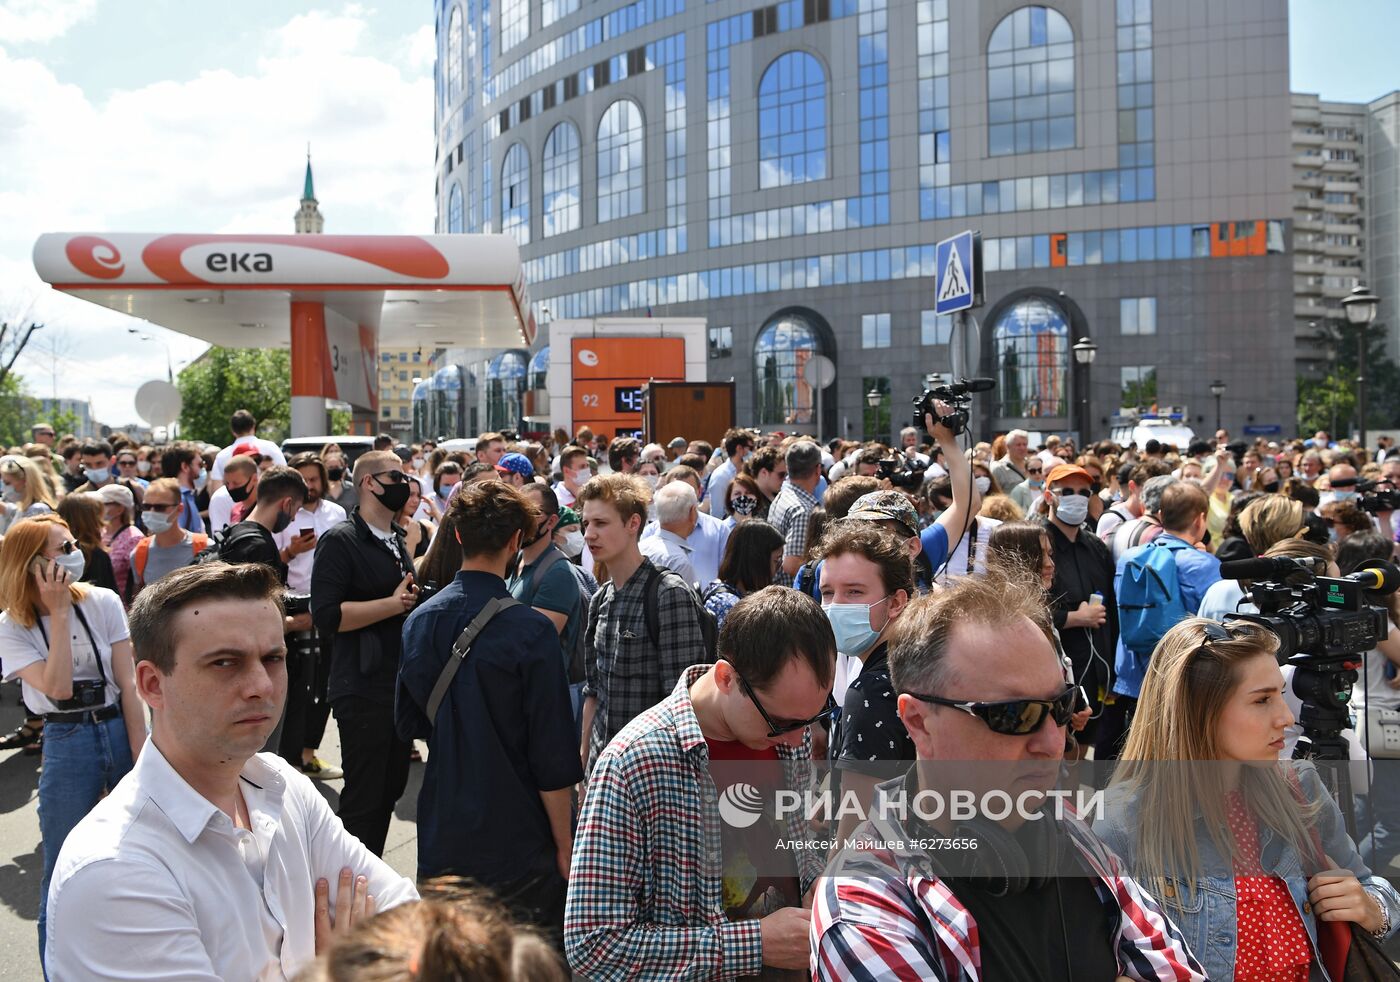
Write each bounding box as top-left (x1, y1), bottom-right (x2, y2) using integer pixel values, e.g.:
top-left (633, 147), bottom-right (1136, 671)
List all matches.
top-left (768, 441), bottom-right (823, 587)
top-left (639, 482), bottom-right (700, 587)
top-left (991, 428), bottom-right (1032, 492)
top-left (1107, 473), bottom-right (1178, 562)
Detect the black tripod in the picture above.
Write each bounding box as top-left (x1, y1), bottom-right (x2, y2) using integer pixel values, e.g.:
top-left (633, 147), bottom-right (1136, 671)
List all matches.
top-left (1291, 658), bottom-right (1363, 841)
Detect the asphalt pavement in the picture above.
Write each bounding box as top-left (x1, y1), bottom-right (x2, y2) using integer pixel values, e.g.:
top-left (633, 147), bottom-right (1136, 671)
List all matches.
top-left (0, 687), bottom-right (421, 982)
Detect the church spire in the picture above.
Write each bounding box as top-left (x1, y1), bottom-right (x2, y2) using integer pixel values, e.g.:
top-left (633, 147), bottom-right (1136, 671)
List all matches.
top-left (295, 145), bottom-right (324, 234)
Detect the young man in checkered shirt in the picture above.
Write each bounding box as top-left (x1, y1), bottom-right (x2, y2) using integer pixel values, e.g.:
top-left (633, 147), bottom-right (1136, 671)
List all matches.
top-left (812, 572), bottom-right (1206, 981)
top-left (566, 587), bottom-right (836, 979)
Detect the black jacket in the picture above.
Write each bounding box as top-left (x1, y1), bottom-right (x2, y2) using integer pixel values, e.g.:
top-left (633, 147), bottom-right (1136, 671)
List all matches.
top-left (310, 508), bottom-right (413, 706)
top-left (1044, 519), bottom-right (1119, 691)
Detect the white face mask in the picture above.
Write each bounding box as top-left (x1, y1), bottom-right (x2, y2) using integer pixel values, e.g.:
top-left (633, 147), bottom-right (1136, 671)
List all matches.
top-left (643, 474), bottom-right (659, 489)
top-left (560, 529), bottom-right (585, 558)
top-left (974, 476), bottom-right (992, 494)
top-left (136, 460), bottom-right (152, 475)
top-left (142, 509), bottom-right (174, 534)
top-left (1054, 492), bottom-right (1090, 526)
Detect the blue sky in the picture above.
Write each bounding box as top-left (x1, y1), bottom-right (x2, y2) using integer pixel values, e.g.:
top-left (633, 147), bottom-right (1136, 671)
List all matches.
top-left (0, 0), bottom-right (1394, 425)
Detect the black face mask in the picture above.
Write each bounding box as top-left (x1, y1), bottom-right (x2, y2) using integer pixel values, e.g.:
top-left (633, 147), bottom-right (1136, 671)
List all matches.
top-left (327, 467), bottom-right (345, 482)
top-left (272, 508), bottom-right (294, 534)
top-left (524, 517), bottom-right (555, 549)
top-left (1263, 480), bottom-right (1281, 493)
top-left (370, 475), bottom-right (412, 513)
top-left (227, 482), bottom-right (252, 503)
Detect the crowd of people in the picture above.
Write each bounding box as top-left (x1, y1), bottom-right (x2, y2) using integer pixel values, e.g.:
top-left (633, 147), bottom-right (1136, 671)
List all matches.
top-left (3, 408), bottom-right (1400, 980)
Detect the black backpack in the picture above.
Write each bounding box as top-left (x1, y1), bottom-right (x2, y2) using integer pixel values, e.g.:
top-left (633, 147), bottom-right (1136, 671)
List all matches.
top-left (517, 546), bottom-right (596, 685)
top-left (641, 563), bottom-right (719, 660)
top-left (191, 528), bottom-right (231, 565)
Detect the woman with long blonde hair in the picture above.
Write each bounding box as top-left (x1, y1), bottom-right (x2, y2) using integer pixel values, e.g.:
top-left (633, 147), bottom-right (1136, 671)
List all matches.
top-left (0, 515), bottom-right (144, 962)
top-left (0, 454), bottom-right (57, 532)
top-left (1097, 617), bottom-right (1399, 981)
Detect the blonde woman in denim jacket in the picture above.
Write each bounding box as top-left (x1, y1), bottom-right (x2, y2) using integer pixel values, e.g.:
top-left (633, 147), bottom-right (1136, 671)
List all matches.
top-left (1096, 617), bottom-right (1400, 981)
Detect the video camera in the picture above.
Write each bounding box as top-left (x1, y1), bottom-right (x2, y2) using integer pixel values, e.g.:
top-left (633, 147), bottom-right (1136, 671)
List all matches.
top-left (1356, 479), bottom-right (1400, 514)
top-left (877, 454), bottom-right (927, 490)
top-left (912, 377), bottom-right (995, 438)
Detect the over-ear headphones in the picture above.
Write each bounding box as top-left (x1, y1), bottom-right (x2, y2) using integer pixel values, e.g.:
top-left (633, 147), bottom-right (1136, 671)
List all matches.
top-left (947, 814), bottom-right (1064, 896)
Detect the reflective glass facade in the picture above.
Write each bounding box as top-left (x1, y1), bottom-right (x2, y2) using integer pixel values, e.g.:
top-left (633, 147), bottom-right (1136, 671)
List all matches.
top-left (435, 0), bottom-right (1296, 438)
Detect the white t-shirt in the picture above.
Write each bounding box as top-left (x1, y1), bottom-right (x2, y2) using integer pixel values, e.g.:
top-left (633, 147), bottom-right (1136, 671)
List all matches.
top-left (933, 516), bottom-right (1001, 585)
top-left (273, 498), bottom-right (348, 593)
top-left (0, 587), bottom-right (129, 715)
top-left (207, 486), bottom-right (234, 533)
top-left (211, 437), bottom-right (286, 480)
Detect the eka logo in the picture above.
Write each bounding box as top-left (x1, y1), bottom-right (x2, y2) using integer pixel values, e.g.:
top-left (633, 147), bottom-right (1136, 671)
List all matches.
top-left (717, 783), bottom-right (764, 829)
top-left (206, 252), bottom-right (273, 273)
top-left (577, 348), bottom-right (600, 367)
top-left (65, 236), bottom-right (125, 279)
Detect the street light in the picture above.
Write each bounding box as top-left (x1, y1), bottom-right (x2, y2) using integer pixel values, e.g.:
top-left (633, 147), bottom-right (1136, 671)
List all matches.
top-left (128, 327), bottom-right (174, 382)
top-left (866, 386), bottom-right (883, 409)
top-left (1209, 379), bottom-right (1226, 433)
top-left (1072, 337), bottom-right (1097, 445)
top-left (1341, 283), bottom-right (1380, 448)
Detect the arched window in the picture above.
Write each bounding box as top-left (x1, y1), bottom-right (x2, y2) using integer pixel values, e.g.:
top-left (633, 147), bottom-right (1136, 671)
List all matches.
top-left (987, 6), bottom-right (1075, 156)
top-left (758, 52), bottom-right (827, 188)
top-left (501, 143), bottom-right (530, 245)
top-left (597, 100), bottom-right (644, 222)
top-left (542, 122), bottom-right (580, 237)
top-left (992, 296), bottom-right (1070, 419)
top-left (528, 346), bottom-right (550, 391)
top-left (447, 182), bottom-right (464, 233)
top-left (486, 350), bottom-right (528, 431)
top-left (754, 313), bottom-right (821, 426)
top-left (447, 5), bottom-right (463, 99)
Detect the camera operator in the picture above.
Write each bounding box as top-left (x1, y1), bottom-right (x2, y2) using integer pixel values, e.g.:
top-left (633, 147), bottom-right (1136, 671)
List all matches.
top-left (915, 403), bottom-right (977, 582)
top-left (311, 451), bottom-right (419, 857)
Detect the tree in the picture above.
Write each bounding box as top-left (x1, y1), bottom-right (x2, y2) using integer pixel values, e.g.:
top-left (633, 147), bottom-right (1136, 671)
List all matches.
top-left (1297, 322), bottom-right (1400, 438)
top-left (177, 348), bottom-right (292, 445)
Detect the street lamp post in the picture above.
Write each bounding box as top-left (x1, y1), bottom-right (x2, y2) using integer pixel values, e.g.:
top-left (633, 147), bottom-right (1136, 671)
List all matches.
top-left (1341, 283), bottom-right (1380, 448)
top-left (1210, 379), bottom-right (1226, 433)
top-left (1072, 337), bottom-right (1097, 447)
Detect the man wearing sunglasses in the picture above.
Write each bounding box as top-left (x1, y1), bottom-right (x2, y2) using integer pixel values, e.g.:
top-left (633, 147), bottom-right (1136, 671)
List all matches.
top-left (1041, 462), bottom-right (1120, 758)
top-left (813, 573), bottom-right (1205, 982)
top-left (310, 451), bottom-right (419, 857)
top-left (566, 587), bottom-right (835, 979)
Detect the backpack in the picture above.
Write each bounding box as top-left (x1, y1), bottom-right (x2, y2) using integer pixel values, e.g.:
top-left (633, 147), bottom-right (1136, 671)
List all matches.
top-left (191, 527), bottom-right (232, 565)
top-left (1117, 537), bottom-right (1192, 656)
top-left (642, 563), bottom-right (719, 661)
top-left (517, 546), bottom-right (596, 685)
top-left (133, 533), bottom-right (209, 581)
top-left (792, 559), bottom-right (823, 601)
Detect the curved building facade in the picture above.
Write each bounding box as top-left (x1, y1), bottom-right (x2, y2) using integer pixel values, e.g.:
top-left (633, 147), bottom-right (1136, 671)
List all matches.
top-left (434, 0), bottom-right (1297, 441)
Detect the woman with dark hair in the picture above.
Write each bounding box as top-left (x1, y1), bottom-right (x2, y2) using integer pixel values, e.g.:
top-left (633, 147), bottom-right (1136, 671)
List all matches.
top-left (56, 493), bottom-right (119, 594)
top-left (700, 520), bottom-right (784, 628)
top-left (722, 472), bottom-right (764, 529)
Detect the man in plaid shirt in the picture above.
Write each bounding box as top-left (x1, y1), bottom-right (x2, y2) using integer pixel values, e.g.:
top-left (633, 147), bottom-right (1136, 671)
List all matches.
top-left (578, 473), bottom-right (712, 776)
top-left (769, 441), bottom-right (824, 588)
top-left (566, 587), bottom-right (837, 979)
top-left (812, 573), bottom-right (1206, 981)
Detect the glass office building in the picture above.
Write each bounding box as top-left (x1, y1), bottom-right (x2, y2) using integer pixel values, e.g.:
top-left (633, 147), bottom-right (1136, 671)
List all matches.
top-left (434, 0), bottom-right (1297, 441)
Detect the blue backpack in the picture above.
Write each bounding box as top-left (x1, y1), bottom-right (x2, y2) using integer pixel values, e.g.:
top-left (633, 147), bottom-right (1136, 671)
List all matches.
top-left (1117, 537), bottom-right (1191, 656)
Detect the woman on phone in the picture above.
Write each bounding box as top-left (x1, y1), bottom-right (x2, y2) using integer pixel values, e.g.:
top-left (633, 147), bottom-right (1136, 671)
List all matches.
top-left (1096, 617), bottom-right (1400, 981)
top-left (0, 515), bottom-right (145, 960)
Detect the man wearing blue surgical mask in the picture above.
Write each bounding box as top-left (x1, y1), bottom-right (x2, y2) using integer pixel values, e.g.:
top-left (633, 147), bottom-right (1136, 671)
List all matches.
top-left (1040, 463), bottom-right (1120, 759)
top-left (1321, 461), bottom-right (1360, 508)
top-left (76, 439), bottom-right (148, 527)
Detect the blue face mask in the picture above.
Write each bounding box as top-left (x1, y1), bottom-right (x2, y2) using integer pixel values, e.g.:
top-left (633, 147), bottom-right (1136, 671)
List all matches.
top-left (1027, 477), bottom-right (1044, 489)
top-left (193, 469), bottom-right (208, 492)
top-left (1331, 490), bottom-right (1357, 502)
top-left (823, 597), bottom-right (889, 657)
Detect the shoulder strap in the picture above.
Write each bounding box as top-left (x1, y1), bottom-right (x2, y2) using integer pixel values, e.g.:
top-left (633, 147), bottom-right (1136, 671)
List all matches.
top-left (189, 533), bottom-right (208, 557)
top-left (134, 537), bottom-right (151, 577)
top-left (424, 596), bottom-right (522, 725)
top-left (524, 546), bottom-right (566, 600)
top-left (643, 563), bottom-right (664, 647)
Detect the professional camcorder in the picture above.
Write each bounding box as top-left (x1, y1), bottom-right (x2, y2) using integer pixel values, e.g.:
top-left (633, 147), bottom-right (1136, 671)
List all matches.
top-left (1356, 479), bottom-right (1400, 514)
top-left (912, 377), bottom-right (996, 438)
top-left (877, 454), bottom-right (927, 490)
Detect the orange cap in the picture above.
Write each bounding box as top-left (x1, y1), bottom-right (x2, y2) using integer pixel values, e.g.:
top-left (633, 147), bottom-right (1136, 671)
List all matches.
top-left (1045, 463), bottom-right (1093, 485)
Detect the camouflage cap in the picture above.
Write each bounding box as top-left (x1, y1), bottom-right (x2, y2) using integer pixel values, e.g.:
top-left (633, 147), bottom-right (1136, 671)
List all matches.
top-left (847, 490), bottom-right (920, 538)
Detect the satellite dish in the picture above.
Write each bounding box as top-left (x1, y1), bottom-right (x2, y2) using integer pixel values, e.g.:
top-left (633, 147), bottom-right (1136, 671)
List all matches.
top-left (134, 380), bottom-right (183, 428)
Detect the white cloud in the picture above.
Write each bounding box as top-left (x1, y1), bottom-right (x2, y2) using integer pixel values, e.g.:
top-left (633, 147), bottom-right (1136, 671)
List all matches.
top-left (0, 3), bottom-right (434, 424)
top-left (0, 0), bottom-right (96, 44)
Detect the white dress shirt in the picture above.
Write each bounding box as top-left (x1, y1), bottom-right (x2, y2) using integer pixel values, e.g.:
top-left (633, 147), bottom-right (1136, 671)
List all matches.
top-left (46, 744), bottom-right (418, 981)
top-left (273, 498), bottom-right (348, 593)
top-left (642, 511), bottom-right (731, 587)
top-left (639, 528), bottom-right (699, 587)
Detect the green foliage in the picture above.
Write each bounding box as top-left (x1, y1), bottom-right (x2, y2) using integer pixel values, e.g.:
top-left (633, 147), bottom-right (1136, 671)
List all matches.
top-left (329, 408), bottom-right (352, 433)
top-left (0, 372), bottom-right (39, 447)
top-left (1297, 324), bottom-right (1400, 437)
top-left (177, 348), bottom-right (292, 445)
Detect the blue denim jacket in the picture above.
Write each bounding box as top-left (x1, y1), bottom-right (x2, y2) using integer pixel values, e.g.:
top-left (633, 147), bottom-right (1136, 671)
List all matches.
top-left (1095, 763), bottom-right (1400, 982)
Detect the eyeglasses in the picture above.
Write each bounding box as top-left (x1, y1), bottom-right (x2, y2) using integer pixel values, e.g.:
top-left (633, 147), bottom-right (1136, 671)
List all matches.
top-left (1026, 467), bottom-right (1043, 474)
top-left (144, 501), bottom-right (180, 513)
top-left (902, 684), bottom-right (1083, 736)
top-left (736, 672), bottom-right (837, 738)
top-left (373, 470), bottom-right (409, 485)
top-left (1053, 487), bottom-right (1093, 498)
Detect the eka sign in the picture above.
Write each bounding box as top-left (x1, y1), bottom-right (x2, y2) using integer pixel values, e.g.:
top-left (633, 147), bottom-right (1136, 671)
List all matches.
top-left (571, 337), bottom-right (685, 440)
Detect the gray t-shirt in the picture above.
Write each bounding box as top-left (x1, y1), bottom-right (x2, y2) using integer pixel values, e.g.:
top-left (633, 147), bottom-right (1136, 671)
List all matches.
top-left (137, 533), bottom-right (201, 588)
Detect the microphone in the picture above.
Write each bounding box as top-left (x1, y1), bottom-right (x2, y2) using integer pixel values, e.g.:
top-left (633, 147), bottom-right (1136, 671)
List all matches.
top-left (1219, 556), bottom-right (1315, 581)
top-left (1347, 560), bottom-right (1400, 596)
top-left (934, 377), bottom-right (997, 396)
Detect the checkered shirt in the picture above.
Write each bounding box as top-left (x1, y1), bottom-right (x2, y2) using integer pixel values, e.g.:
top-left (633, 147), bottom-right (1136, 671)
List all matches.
top-left (565, 665), bottom-right (825, 980)
top-left (767, 483), bottom-right (819, 587)
top-left (811, 804), bottom-right (1207, 982)
top-left (583, 557), bottom-right (710, 774)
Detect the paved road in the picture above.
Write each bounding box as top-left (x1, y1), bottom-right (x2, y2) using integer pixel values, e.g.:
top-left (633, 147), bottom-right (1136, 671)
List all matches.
top-left (0, 689), bottom-right (421, 981)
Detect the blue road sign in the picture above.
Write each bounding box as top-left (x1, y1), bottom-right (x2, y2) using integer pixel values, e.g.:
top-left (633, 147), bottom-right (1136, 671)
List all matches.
top-left (935, 231), bottom-right (976, 315)
top-left (1243, 425), bottom-right (1282, 436)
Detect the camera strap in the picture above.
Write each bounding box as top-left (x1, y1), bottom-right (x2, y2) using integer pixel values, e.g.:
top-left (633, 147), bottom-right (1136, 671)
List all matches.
top-left (33, 601), bottom-right (109, 687)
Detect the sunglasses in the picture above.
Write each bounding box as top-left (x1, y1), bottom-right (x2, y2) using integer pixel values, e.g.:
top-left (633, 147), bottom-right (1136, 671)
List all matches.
top-left (1053, 487), bottom-right (1093, 498)
top-left (144, 501), bottom-right (180, 513)
top-left (56, 539), bottom-right (78, 555)
top-left (737, 672), bottom-right (837, 738)
top-left (373, 470), bottom-right (409, 485)
top-left (1026, 467), bottom-right (1043, 474)
top-left (117, 458), bottom-right (137, 466)
top-left (903, 684), bottom-right (1083, 736)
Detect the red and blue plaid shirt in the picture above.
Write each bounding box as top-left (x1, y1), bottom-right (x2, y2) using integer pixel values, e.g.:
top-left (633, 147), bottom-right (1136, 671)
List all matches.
top-left (565, 664), bottom-right (824, 980)
top-left (811, 806), bottom-right (1207, 981)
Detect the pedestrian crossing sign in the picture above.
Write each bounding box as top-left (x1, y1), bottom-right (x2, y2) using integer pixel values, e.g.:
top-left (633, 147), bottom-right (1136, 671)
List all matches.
top-left (935, 230), bottom-right (981, 315)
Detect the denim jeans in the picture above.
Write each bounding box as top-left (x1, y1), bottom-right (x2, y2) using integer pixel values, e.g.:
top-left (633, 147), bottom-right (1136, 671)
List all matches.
top-left (37, 712), bottom-right (134, 969)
